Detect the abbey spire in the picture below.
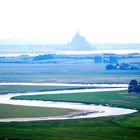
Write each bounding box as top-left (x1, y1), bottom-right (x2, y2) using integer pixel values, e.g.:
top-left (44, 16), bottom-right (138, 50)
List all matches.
top-left (66, 31), bottom-right (93, 50)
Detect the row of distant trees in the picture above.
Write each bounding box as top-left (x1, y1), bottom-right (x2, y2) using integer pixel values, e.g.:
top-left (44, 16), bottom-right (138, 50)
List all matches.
top-left (128, 80), bottom-right (140, 93)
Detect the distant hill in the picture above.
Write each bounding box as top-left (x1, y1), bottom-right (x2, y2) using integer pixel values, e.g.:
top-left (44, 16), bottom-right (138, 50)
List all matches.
top-left (0, 34), bottom-right (140, 55)
top-left (63, 31), bottom-right (94, 51)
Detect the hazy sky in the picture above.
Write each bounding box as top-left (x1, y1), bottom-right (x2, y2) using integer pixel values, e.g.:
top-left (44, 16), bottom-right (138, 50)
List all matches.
top-left (0, 0), bottom-right (140, 44)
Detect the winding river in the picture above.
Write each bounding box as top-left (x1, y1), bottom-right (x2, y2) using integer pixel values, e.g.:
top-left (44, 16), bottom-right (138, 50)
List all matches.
top-left (0, 83), bottom-right (137, 122)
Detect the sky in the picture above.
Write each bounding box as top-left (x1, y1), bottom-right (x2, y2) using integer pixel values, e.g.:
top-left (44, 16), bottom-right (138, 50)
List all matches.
top-left (0, 0), bottom-right (140, 44)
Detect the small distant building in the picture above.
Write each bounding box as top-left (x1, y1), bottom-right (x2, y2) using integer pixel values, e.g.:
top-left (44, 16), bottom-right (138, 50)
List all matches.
top-left (94, 56), bottom-right (103, 63)
top-left (103, 55), bottom-right (118, 64)
top-left (109, 56), bottom-right (118, 63)
top-left (94, 55), bottom-right (118, 64)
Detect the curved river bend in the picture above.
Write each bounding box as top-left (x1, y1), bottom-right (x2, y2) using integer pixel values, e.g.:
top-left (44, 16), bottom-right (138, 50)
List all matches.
top-left (0, 83), bottom-right (137, 122)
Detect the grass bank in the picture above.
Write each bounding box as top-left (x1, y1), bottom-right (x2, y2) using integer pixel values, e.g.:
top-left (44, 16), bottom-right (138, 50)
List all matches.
top-left (0, 90), bottom-right (139, 139)
top-left (0, 63), bottom-right (139, 83)
top-left (0, 104), bottom-right (75, 118)
top-left (12, 90), bottom-right (140, 109)
top-left (0, 85), bottom-right (83, 94)
top-left (0, 115), bottom-right (140, 140)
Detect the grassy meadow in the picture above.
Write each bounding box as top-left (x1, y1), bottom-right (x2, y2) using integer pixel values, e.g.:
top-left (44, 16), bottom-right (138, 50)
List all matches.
top-left (0, 62), bottom-right (140, 140)
top-left (0, 104), bottom-right (75, 118)
top-left (0, 85), bottom-right (84, 94)
top-left (12, 90), bottom-right (140, 109)
top-left (0, 89), bottom-right (140, 140)
top-left (0, 63), bottom-right (139, 83)
top-left (0, 116), bottom-right (140, 140)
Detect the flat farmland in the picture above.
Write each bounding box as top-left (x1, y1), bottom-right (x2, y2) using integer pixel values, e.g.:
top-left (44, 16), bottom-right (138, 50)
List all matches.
top-left (0, 63), bottom-right (139, 83)
top-left (0, 63), bottom-right (140, 140)
top-left (0, 104), bottom-right (75, 118)
top-left (13, 90), bottom-right (140, 110)
top-left (1, 90), bottom-right (140, 140)
top-left (0, 85), bottom-right (82, 94)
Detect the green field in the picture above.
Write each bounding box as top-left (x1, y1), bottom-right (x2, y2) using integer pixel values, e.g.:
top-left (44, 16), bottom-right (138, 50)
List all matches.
top-left (12, 90), bottom-right (140, 109)
top-left (0, 116), bottom-right (140, 140)
top-left (0, 90), bottom-right (140, 140)
top-left (0, 62), bottom-right (140, 139)
top-left (0, 63), bottom-right (139, 83)
top-left (0, 104), bottom-right (75, 118)
top-left (0, 85), bottom-right (82, 94)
